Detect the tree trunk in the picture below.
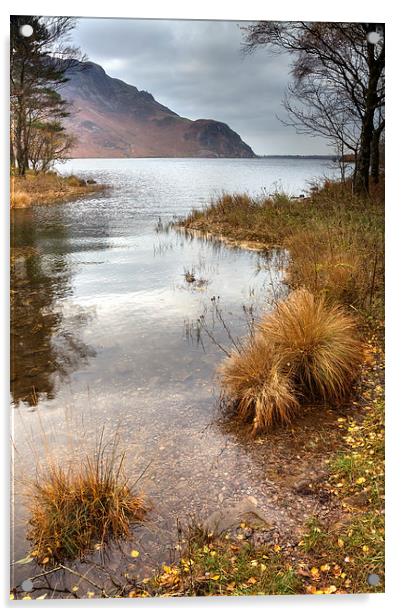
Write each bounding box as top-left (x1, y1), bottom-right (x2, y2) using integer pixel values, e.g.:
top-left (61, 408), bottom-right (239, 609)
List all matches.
top-left (354, 109), bottom-right (374, 194)
top-left (371, 120), bottom-right (384, 184)
top-left (353, 38), bottom-right (384, 196)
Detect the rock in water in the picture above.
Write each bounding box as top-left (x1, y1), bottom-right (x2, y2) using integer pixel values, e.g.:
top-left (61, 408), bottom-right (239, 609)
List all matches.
top-left (204, 496), bottom-right (272, 535)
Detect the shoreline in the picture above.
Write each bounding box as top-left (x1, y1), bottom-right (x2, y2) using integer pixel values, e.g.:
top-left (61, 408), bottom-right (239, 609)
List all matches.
top-left (10, 179), bottom-right (384, 598)
top-left (10, 172), bottom-right (107, 209)
top-left (153, 181), bottom-right (384, 597)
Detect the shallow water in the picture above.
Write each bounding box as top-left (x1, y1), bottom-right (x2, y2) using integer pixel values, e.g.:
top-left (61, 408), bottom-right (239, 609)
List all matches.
top-left (10, 157), bottom-right (339, 592)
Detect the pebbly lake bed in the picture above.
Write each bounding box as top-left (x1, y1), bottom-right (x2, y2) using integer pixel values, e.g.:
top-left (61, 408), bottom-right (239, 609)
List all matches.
top-left (10, 157), bottom-right (342, 597)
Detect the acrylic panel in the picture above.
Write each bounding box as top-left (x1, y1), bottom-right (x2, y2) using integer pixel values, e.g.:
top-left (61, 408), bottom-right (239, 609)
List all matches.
top-left (10, 16), bottom-right (385, 600)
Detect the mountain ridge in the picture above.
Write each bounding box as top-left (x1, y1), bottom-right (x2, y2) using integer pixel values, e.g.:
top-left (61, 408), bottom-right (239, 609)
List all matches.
top-left (60, 61), bottom-right (255, 159)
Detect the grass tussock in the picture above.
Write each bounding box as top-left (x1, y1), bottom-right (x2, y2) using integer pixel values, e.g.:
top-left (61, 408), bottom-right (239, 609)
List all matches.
top-left (27, 435), bottom-right (147, 563)
top-left (219, 336), bottom-right (300, 430)
top-left (10, 170), bottom-right (104, 208)
top-left (10, 190), bottom-right (32, 208)
top-left (220, 289), bottom-right (363, 432)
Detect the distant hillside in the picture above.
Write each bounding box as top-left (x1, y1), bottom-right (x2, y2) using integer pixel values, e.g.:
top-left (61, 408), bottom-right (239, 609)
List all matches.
top-left (60, 61), bottom-right (255, 159)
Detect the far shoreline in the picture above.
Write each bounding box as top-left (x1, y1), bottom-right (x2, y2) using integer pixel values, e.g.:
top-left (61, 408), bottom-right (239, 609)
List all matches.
top-left (65, 154), bottom-right (338, 161)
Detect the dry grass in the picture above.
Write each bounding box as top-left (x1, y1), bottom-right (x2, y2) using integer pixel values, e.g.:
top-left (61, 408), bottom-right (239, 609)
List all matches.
top-left (10, 170), bottom-right (104, 207)
top-left (219, 335), bottom-right (300, 431)
top-left (259, 289), bottom-right (364, 401)
top-left (220, 289), bottom-right (363, 432)
top-left (180, 180), bottom-right (384, 320)
top-left (285, 225), bottom-right (383, 313)
top-left (10, 190), bottom-right (32, 209)
top-left (27, 433), bottom-right (147, 563)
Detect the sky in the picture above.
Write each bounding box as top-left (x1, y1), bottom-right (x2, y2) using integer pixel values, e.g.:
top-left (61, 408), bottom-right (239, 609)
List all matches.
top-left (70, 18), bottom-right (332, 156)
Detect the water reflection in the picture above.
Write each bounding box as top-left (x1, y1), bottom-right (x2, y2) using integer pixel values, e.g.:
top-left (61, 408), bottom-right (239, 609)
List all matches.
top-left (10, 209), bottom-right (96, 407)
top-left (11, 158), bottom-right (332, 593)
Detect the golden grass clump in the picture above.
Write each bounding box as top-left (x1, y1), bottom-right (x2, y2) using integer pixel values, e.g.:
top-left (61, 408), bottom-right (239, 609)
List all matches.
top-left (11, 190), bottom-right (31, 208)
top-left (219, 335), bottom-right (300, 431)
top-left (66, 174), bottom-right (85, 187)
top-left (27, 438), bottom-right (147, 563)
top-left (259, 289), bottom-right (364, 400)
top-left (220, 289), bottom-right (363, 433)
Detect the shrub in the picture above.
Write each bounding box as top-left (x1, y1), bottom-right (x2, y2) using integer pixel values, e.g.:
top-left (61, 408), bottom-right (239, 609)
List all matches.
top-left (27, 437), bottom-right (147, 562)
top-left (220, 289), bottom-right (363, 432)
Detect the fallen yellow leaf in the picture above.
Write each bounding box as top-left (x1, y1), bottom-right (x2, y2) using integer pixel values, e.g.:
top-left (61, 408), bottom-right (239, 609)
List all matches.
top-left (324, 585), bottom-right (337, 594)
top-left (130, 550), bottom-right (140, 558)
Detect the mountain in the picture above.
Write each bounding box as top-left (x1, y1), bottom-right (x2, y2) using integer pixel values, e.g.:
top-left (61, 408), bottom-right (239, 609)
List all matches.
top-left (60, 62), bottom-right (255, 158)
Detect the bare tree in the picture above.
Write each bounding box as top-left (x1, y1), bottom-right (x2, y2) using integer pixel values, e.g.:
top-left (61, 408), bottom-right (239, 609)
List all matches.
top-left (281, 78), bottom-right (361, 182)
top-left (243, 21), bottom-right (385, 195)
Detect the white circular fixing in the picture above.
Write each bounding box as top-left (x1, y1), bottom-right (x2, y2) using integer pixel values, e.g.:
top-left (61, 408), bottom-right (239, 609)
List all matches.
top-left (367, 31), bottom-right (382, 45)
top-left (19, 24), bottom-right (34, 38)
top-left (21, 579), bottom-right (34, 592)
top-left (367, 573), bottom-right (381, 586)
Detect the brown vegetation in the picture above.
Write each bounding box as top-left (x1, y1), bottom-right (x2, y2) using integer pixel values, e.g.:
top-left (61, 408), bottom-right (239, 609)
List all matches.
top-left (259, 290), bottom-right (363, 401)
top-left (219, 335), bottom-right (300, 430)
top-left (181, 179), bottom-right (384, 320)
top-left (10, 171), bottom-right (105, 208)
top-left (220, 289), bottom-right (363, 432)
top-left (10, 190), bottom-right (32, 209)
top-left (27, 436), bottom-right (147, 563)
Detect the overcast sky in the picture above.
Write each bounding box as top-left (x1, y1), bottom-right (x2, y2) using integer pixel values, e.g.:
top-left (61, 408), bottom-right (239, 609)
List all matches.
top-left (70, 18), bottom-right (332, 155)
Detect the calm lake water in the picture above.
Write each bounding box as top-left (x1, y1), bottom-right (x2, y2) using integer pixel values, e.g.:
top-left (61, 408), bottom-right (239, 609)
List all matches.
top-left (11, 157), bottom-right (339, 592)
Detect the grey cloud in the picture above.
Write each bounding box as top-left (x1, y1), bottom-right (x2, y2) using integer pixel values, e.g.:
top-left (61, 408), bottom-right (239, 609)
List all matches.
top-left (71, 18), bottom-right (331, 155)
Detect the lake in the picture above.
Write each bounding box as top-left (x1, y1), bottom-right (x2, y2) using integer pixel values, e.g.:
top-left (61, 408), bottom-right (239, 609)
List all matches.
top-left (10, 157), bottom-right (339, 592)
